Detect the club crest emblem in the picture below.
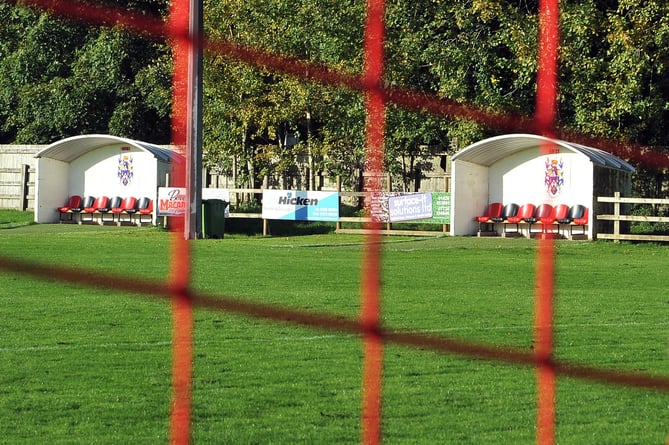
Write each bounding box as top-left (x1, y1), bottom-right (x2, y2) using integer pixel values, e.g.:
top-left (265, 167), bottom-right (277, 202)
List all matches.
top-left (544, 157), bottom-right (564, 198)
top-left (118, 154), bottom-right (134, 186)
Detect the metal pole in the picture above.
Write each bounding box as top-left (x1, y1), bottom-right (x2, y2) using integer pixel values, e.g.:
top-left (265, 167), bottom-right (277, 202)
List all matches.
top-left (185, 0), bottom-right (203, 240)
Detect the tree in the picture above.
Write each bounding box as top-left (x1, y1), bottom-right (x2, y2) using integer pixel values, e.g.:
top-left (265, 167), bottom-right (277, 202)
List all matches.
top-left (0, 1), bottom-right (171, 144)
top-left (4, 0), bottom-right (669, 196)
top-left (203, 0), bottom-right (366, 191)
top-left (560, 0), bottom-right (669, 196)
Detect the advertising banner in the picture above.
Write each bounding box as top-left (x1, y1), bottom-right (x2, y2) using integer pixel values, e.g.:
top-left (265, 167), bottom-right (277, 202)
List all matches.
top-left (428, 192), bottom-right (451, 224)
top-left (368, 191), bottom-right (399, 222)
top-left (388, 193), bottom-right (433, 222)
top-left (157, 187), bottom-right (188, 216)
top-left (370, 192), bottom-right (451, 224)
top-left (262, 190), bottom-right (339, 221)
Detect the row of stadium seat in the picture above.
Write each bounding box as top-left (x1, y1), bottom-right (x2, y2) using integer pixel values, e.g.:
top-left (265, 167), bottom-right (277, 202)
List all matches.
top-left (475, 202), bottom-right (589, 238)
top-left (58, 195), bottom-right (154, 225)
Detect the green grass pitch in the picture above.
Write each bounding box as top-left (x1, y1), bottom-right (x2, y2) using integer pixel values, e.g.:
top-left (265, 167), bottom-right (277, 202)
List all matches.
top-left (0, 212), bottom-right (668, 444)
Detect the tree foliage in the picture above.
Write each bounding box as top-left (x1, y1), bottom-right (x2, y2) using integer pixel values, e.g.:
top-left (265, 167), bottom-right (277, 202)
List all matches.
top-left (202, 0), bottom-right (366, 190)
top-left (561, 0), bottom-right (669, 144)
top-left (0, 1), bottom-right (171, 144)
top-left (2, 0), bottom-right (669, 193)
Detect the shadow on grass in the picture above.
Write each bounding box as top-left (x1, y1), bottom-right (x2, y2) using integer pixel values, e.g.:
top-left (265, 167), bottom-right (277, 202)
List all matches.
top-left (225, 218), bottom-right (335, 236)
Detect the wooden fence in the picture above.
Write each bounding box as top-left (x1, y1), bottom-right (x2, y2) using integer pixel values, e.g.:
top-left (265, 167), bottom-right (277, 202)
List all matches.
top-left (597, 192), bottom-right (669, 242)
top-left (233, 189), bottom-right (669, 240)
top-left (0, 165), bottom-right (34, 211)
top-left (226, 175), bottom-right (451, 237)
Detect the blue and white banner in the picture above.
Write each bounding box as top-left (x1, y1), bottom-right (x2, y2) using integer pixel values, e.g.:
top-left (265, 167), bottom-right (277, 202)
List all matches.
top-left (262, 190), bottom-right (339, 221)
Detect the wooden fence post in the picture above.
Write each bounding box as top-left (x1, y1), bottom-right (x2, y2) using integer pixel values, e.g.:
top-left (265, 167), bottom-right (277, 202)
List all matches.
top-left (20, 164), bottom-right (29, 211)
top-left (613, 192), bottom-right (620, 243)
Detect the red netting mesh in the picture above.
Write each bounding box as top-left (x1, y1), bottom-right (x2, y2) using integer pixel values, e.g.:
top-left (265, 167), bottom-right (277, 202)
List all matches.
top-left (3, 1), bottom-right (669, 445)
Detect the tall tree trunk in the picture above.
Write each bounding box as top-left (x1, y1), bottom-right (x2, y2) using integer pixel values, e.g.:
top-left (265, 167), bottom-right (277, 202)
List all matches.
top-left (243, 127), bottom-right (255, 204)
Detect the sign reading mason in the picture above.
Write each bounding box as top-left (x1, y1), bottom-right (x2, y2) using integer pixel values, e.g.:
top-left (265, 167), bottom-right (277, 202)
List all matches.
top-left (262, 190), bottom-right (339, 221)
top-left (157, 187), bottom-right (187, 216)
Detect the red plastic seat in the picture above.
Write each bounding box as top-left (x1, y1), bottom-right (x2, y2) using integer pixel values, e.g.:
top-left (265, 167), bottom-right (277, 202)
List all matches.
top-left (554, 204), bottom-right (569, 221)
top-left (99, 196), bottom-right (121, 223)
top-left (491, 203), bottom-right (519, 223)
top-left (540, 204), bottom-right (568, 224)
top-left (81, 196), bottom-right (95, 210)
top-left (137, 198), bottom-right (153, 225)
top-left (121, 196), bottom-right (138, 214)
top-left (58, 195), bottom-right (82, 221)
top-left (570, 207), bottom-right (589, 235)
top-left (507, 203), bottom-right (535, 224)
top-left (559, 204), bottom-right (585, 224)
top-left (504, 203), bottom-right (535, 234)
top-left (98, 196), bottom-right (113, 214)
top-left (528, 203), bottom-right (553, 234)
top-left (112, 196), bottom-right (138, 223)
top-left (58, 195), bottom-right (82, 213)
top-left (540, 204), bottom-right (569, 235)
top-left (81, 196), bottom-right (109, 223)
top-left (475, 202), bottom-right (503, 232)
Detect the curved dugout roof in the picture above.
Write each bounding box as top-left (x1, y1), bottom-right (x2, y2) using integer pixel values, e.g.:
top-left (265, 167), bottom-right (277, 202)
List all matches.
top-left (34, 134), bottom-right (181, 163)
top-left (452, 133), bottom-right (635, 173)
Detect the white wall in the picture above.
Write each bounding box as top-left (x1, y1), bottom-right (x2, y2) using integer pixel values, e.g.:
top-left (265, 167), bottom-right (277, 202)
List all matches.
top-left (71, 144), bottom-right (158, 199)
top-left (490, 148), bottom-right (594, 208)
top-left (450, 160), bottom-right (489, 235)
top-left (35, 158), bottom-right (70, 223)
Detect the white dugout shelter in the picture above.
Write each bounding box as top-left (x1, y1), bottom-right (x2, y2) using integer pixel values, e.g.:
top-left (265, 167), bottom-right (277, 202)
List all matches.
top-left (34, 134), bottom-right (180, 224)
top-left (449, 134), bottom-right (635, 238)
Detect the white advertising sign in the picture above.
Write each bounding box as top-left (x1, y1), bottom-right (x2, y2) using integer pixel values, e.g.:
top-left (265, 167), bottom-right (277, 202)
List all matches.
top-left (262, 190), bottom-right (339, 221)
top-left (388, 193), bottom-right (433, 222)
top-left (157, 187), bottom-right (188, 216)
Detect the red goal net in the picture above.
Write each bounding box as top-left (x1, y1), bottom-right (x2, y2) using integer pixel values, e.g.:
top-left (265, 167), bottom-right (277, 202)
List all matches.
top-left (2, 1), bottom-right (669, 445)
